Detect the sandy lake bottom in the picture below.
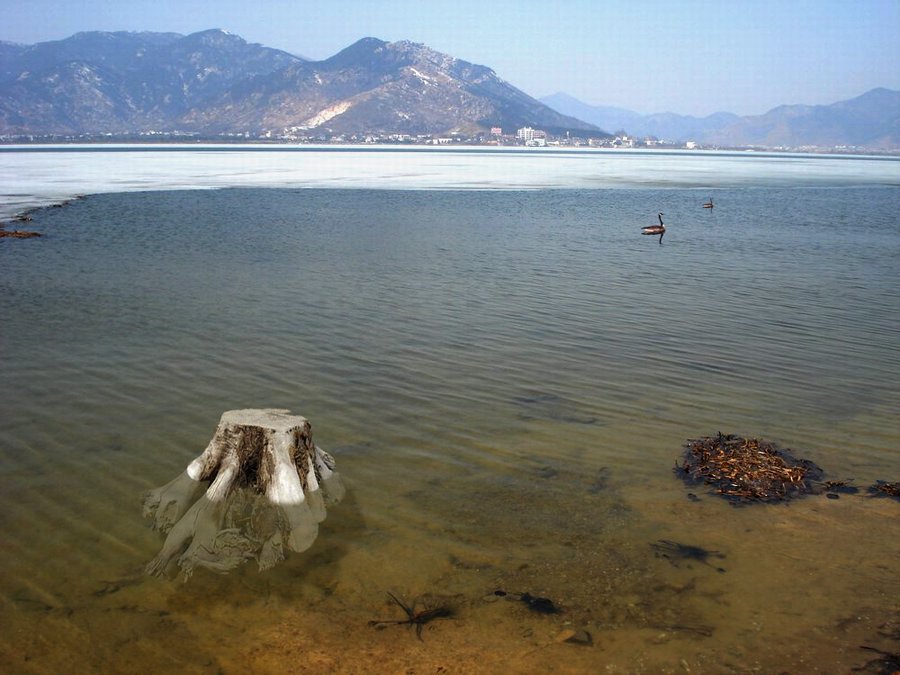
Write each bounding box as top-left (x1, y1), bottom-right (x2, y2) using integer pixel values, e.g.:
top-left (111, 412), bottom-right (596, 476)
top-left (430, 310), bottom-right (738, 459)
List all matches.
top-left (1, 176), bottom-right (898, 673)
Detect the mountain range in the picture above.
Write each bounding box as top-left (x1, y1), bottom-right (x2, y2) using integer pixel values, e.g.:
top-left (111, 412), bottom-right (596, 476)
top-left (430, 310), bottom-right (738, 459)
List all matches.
top-left (541, 89), bottom-right (900, 150)
top-left (0, 29), bottom-right (601, 138)
top-left (1, 29), bottom-right (897, 150)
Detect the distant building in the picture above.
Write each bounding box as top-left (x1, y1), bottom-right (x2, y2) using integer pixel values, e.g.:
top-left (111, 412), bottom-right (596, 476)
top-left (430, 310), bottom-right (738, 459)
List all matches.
top-left (491, 127), bottom-right (502, 136)
top-left (685, 141), bottom-right (698, 149)
top-left (516, 126), bottom-right (535, 142)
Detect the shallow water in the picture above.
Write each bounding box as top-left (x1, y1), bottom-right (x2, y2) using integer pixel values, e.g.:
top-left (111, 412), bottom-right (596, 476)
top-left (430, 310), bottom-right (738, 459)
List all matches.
top-left (1, 150), bottom-right (899, 673)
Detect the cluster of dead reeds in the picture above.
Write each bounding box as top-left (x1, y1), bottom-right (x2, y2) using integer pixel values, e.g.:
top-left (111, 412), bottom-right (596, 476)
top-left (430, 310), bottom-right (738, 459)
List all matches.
top-left (0, 229), bottom-right (41, 238)
top-left (868, 481), bottom-right (900, 499)
top-left (675, 432), bottom-right (823, 503)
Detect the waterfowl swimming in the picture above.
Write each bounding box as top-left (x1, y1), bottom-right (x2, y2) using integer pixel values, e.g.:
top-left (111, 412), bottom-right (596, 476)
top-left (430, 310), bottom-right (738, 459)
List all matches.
top-left (703, 198), bottom-right (714, 208)
top-left (641, 212), bottom-right (666, 243)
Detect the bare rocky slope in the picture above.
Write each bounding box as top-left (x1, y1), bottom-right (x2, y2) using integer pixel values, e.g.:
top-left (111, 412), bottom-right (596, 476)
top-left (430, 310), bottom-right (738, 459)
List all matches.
top-left (0, 30), bottom-right (604, 138)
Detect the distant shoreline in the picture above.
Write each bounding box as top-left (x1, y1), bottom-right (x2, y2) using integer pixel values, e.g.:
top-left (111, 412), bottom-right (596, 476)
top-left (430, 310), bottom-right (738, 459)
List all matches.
top-left (1, 141), bottom-right (897, 159)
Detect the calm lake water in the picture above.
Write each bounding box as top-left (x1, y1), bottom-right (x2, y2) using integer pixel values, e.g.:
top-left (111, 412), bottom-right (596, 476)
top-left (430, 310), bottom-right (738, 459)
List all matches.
top-left (1, 147), bottom-right (899, 674)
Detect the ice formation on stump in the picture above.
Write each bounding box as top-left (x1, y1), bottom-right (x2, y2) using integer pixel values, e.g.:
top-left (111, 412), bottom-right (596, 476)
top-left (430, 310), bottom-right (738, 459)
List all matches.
top-left (143, 409), bottom-right (345, 579)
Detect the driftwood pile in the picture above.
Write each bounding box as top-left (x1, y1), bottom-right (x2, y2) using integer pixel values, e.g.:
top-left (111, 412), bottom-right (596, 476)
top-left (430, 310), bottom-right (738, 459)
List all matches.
top-left (0, 229), bottom-right (41, 238)
top-left (675, 433), bottom-right (823, 504)
top-left (1, 214), bottom-right (42, 238)
top-left (868, 481), bottom-right (900, 500)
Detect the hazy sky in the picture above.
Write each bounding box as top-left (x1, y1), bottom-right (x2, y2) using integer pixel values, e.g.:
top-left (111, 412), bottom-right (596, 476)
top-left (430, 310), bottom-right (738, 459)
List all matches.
top-left (1, 0), bottom-right (898, 117)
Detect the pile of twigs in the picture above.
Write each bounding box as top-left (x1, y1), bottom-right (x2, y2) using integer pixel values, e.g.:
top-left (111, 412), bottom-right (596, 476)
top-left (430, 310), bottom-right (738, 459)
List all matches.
top-left (0, 229), bottom-right (42, 238)
top-left (867, 481), bottom-right (900, 501)
top-left (675, 432), bottom-right (823, 504)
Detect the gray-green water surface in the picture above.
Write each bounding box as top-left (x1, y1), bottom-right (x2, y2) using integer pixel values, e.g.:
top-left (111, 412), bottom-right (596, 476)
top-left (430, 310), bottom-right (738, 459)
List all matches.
top-left (1, 185), bottom-right (898, 673)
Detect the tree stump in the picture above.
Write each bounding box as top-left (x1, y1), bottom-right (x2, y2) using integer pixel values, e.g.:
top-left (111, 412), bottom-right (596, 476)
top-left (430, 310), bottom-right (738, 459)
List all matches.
top-left (143, 409), bottom-right (345, 579)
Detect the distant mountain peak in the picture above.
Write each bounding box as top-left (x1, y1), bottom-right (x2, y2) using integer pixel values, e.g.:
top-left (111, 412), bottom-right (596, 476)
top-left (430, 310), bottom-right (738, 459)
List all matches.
top-left (322, 37), bottom-right (389, 68)
top-left (355, 36), bottom-right (388, 46)
top-left (184, 28), bottom-right (244, 44)
top-left (343, 36), bottom-right (389, 53)
top-left (541, 88), bottom-right (899, 150)
top-left (0, 29), bottom-right (602, 138)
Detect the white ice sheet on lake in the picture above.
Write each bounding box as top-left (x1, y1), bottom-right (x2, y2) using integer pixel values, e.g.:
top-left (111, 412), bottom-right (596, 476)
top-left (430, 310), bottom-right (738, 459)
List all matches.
top-left (1, 144), bottom-right (897, 220)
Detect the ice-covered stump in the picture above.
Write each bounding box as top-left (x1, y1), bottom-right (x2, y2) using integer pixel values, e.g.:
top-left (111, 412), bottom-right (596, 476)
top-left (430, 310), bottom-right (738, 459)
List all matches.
top-left (143, 409), bottom-right (345, 579)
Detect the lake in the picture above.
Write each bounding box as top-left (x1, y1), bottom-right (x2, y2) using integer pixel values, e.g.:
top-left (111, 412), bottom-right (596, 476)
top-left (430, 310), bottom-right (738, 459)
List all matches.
top-left (1, 146), bottom-right (898, 674)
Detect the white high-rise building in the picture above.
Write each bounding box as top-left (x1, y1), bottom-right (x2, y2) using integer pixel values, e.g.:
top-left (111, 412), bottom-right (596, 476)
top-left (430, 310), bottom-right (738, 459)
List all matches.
top-left (516, 126), bottom-right (535, 142)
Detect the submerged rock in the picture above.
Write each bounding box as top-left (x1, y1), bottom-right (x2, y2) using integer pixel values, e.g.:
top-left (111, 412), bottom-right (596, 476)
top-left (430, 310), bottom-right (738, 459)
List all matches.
top-left (511, 392), bottom-right (598, 425)
top-left (651, 539), bottom-right (726, 573)
top-left (492, 589), bottom-right (562, 614)
top-left (555, 628), bottom-right (593, 646)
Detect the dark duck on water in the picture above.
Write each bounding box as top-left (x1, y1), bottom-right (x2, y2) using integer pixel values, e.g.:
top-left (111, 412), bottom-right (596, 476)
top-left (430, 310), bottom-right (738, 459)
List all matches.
top-left (641, 212), bottom-right (666, 243)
